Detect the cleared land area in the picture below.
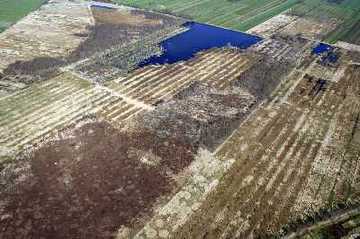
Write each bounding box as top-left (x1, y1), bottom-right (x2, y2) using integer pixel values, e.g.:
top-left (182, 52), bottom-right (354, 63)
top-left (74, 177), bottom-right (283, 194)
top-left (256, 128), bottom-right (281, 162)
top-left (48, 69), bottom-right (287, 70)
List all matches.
top-left (1, 0), bottom-right (360, 239)
top-left (0, 0), bottom-right (46, 32)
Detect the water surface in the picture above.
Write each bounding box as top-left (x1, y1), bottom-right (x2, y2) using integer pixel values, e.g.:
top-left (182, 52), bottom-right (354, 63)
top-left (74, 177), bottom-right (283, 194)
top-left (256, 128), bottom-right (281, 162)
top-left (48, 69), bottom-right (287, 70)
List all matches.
top-left (312, 42), bottom-right (338, 63)
top-left (312, 43), bottom-right (333, 55)
top-left (139, 22), bottom-right (263, 67)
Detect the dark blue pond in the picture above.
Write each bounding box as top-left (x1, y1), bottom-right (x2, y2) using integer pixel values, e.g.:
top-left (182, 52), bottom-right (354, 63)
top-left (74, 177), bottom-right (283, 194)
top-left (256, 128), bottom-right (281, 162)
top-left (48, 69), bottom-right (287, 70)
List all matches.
top-left (312, 43), bottom-right (333, 55)
top-left (90, 1), bottom-right (116, 9)
top-left (312, 42), bottom-right (338, 64)
top-left (139, 22), bottom-right (263, 67)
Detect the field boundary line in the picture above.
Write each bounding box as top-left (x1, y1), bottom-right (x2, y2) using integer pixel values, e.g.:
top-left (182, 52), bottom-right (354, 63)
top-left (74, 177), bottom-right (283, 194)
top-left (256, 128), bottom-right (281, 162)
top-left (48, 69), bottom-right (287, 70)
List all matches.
top-left (64, 70), bottom-right (154, 110)
top-left (95, 84), bottom-right (154, 111)
top-left (213, 101), bottom-right (267, 155)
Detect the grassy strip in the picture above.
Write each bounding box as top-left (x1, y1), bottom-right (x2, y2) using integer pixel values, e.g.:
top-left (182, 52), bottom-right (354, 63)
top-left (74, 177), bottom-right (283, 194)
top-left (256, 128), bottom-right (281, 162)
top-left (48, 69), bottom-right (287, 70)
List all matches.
top-left (283, 207), bottom-right (360, 239)
top-left (116, 0), bottom-right (360, 40)
top-left (0, 0), bottom-right (47, 33)
top-left (325, 16), bottom-right (360, 44)
top-left (289, 0), bottom-right (360, 43)
top-left (112, 0), bottom-right (299, 31)
top-left (334, 19), bottom-right (360, 45)
top-left (230, 0), bottom-right (300, 31)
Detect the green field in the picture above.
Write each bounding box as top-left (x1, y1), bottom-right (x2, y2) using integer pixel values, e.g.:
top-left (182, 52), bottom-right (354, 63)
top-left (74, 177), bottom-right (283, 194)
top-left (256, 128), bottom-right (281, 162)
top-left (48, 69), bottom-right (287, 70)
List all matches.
top-left (114, 0), bottom-right (360, 43)
top-left (289, 0), bottom-right (360, 43)
top-left (0, 0), bottom-right (47, 32)
top-left (113, 0), bottom-right (300, 31)
top-left (339, 19), bottom-right (360, 45)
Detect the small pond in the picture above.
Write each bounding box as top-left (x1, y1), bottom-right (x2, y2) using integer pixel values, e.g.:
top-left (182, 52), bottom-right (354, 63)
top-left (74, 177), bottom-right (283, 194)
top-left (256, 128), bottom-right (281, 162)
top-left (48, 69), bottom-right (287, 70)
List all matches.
top-left (139, 22), bottom-right (263, 67)
top-left (312, 43), bottom-right (334, 55)
top-left (312, 42), bottom-right (338, 64)
top-left (90, 1), bottom-right (117, 9)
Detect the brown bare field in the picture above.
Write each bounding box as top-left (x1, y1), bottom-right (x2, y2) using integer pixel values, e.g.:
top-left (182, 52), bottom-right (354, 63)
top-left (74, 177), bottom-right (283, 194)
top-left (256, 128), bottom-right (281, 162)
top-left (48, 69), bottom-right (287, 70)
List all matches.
top-left (92, 7), bottom-right (162, 26)
top-left (247, 13), bottom-right (338, 41)
top-left (0, 121), bottom-right (196, 239)
top-left (281, 17), bottom-right (338, 41)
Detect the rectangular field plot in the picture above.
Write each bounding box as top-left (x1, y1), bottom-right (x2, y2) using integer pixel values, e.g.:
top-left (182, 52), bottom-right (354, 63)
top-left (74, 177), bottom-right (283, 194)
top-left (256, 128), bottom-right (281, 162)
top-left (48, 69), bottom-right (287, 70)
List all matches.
top-left (0, 72), bottom-right (137, 156)
top-left (247, 13), bottom-right (298, 38)
top-left (105, 48), bottom-right (254, 106)
top-left (280, 17), bottom-right (338, 41)
top-left (338, 19), bottom-right (360, 45)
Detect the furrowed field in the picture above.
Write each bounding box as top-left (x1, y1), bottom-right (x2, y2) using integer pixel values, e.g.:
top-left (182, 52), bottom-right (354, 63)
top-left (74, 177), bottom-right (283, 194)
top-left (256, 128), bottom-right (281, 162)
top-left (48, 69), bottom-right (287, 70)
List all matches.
top-left (114, 0), bottom-right (360, 43)
top-left (113, 0), bottom-right (300, 31)
top-left (0, 0), bottom-right (46, 32)
top-left (289, 0), bottom-right (360, 43)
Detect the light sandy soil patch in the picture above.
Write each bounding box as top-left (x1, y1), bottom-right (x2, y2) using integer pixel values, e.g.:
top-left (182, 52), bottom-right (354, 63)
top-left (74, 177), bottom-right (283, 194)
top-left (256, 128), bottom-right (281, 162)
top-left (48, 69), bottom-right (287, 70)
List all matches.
top-left (249, 12), bottom-right (338, 41)
top-left (249, 36), bottom-right (311, 63)
top-left (335, 41), bottom-right (360, 53)
top-left (92, 7), bottom-right (163, 27)
top-left (247, 13), bottom-right (298, 38)
top-left (0, 0), bottom-right (93, 72)
top-left (280, 16), bottom-right (338, 41)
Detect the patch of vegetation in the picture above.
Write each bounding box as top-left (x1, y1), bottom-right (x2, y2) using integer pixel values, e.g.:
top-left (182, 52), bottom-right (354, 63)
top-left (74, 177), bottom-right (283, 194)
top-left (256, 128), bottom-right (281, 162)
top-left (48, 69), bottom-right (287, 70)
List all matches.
top-left (0, 0), bottom-right (47, 32)
top-left (336, 19), bottom-right (360, 45)
top-left (110, 0), bottom-right (360, 40)
top-left (277, 205), bottom-right (360, 239)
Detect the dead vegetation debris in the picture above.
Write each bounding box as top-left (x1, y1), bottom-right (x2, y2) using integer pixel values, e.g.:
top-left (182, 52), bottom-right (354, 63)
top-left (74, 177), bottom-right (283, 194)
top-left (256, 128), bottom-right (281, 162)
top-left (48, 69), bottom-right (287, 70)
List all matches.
top-left (138, 82), bottom-right (257, 151)
top-left (0, 121), bottom-right (197, 239)
top-left (234, 56), bottom-right (293, 100)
